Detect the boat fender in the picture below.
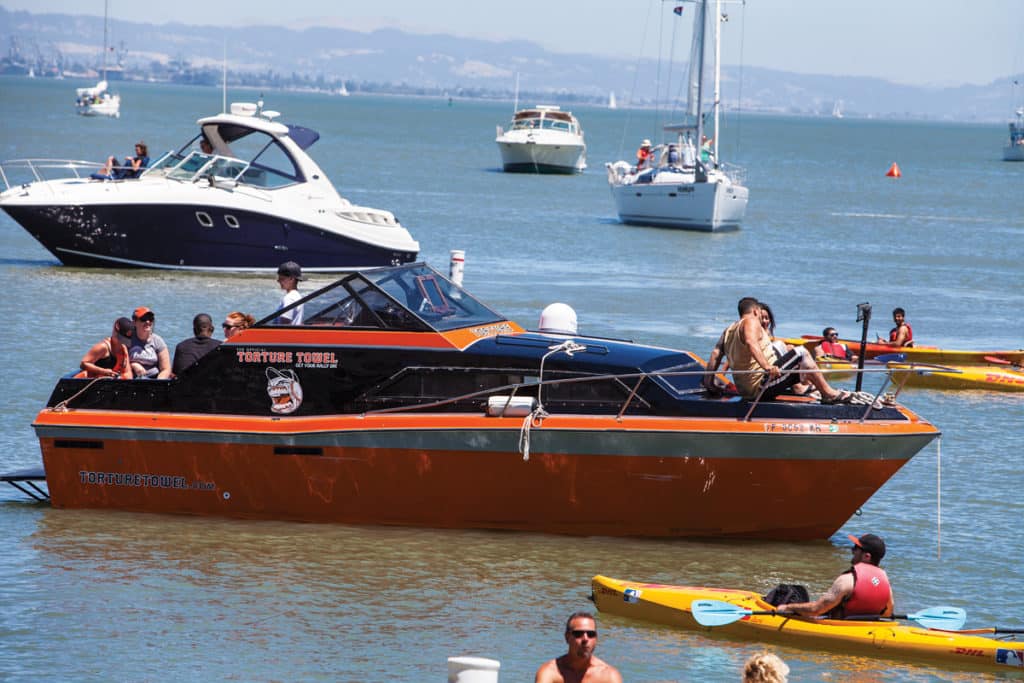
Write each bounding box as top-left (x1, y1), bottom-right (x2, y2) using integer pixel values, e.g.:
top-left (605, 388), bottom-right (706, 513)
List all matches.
top-left (486, 395), bottom-right (537, 417)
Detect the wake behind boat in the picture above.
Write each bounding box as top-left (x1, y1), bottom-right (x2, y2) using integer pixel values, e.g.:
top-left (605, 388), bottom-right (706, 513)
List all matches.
top-left (495, 105), bottom-right (587, 174)
top-left (0, 101), bottom-right (419, 272)
top-left (30, 262), bottom-right (938, 539)
top-left (606, 0), bottom-right (748, 231)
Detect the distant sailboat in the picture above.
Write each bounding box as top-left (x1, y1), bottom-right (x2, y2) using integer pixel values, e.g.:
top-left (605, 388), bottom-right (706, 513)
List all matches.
top-left (75, 0), bottom-right (120, 118)
top-left (832, 99), bottom-right (844, 119)
top-left (337, 82), bottom-right (349, 97)
top-left (608, 91), bottom-right (618, 110)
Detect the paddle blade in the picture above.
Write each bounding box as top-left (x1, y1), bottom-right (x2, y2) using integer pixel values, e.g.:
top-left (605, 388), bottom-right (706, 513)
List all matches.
top-left (691, 599), bottom-right (752, 627)
top-left (906, 606), bottom-right (967, 631)
top-left (984, 355), bottom-right (1011, 365)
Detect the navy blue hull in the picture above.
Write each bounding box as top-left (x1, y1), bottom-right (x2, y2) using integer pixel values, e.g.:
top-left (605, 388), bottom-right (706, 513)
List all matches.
top-left (2, 203), bottom-right (417, 271)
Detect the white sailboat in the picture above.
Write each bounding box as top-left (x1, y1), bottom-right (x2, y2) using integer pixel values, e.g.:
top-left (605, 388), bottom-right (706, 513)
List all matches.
top-left (1004, 108), bottom-right (1024, 161)
top-left (832, 99), bottom-right (844, 119)
top-left (605, 0), bottom-right (748, 231)
top-left (75, 0), bottom-right (120, 118)
top-left (608, 91), bottom-right (618, 110)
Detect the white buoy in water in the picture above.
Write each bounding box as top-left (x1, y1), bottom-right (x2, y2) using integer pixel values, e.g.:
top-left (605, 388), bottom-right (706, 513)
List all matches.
top-left (449, 249), bottom-right (465, 286)
top-left (447, 656), bottom-right (500, 682)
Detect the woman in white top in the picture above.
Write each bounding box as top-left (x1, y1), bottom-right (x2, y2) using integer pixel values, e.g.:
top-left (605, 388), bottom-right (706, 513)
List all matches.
top-left (128, 307), bottom-right (172, 379)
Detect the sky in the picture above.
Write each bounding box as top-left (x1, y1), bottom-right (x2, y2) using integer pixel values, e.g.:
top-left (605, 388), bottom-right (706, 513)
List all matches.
top-left (4, 1), bottom-right (1022, 87)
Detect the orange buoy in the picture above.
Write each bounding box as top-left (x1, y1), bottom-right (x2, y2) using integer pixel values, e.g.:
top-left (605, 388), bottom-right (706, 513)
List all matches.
top-left (886, 162), bottom-right (901, 178)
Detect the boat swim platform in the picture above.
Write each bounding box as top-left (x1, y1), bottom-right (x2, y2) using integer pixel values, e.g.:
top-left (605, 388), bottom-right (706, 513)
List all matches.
top-left (1, 467), bottom-right (49, 502)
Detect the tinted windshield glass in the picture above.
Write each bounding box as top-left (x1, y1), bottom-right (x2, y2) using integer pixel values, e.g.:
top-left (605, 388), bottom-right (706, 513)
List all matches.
top-left (297, 264), bottom-right (505, 332)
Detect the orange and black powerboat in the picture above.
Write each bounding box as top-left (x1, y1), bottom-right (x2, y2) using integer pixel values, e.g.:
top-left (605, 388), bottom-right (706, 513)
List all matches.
top-left (30, 263), bottom-right (940, 539)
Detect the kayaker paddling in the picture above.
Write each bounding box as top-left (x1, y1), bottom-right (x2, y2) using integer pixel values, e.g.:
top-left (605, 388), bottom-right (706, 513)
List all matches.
top-left (535, 611), bottom-right (622, 683)
top-left (777, 533), bottom-right (894, 619)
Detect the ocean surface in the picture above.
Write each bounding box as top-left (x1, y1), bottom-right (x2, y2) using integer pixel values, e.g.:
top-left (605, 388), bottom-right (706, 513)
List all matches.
top-left (0, 77), bottom-right (1021, 682)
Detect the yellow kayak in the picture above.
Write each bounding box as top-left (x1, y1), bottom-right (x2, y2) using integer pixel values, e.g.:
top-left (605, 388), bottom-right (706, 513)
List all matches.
top-left (592, 575), bottom-right (1024, 673)
top-left (889, 362), bottom-right (1024, 392)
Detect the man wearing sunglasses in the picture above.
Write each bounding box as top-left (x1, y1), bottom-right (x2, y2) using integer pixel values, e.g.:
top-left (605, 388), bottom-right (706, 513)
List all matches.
top-left (776, 533), bottom-right (894, 620)
top-left (535, 611), bottom-right (622, 683)
top-left (814, 327), bottom-right (859, 364)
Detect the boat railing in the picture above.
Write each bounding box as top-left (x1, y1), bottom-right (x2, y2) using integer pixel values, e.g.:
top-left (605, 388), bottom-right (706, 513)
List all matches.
top-left (361, 364), bottom-right (913, 424)
top-left (719, 161), bottom-right (747, 186)
top-left (0, 158), bottom-right (106, 191)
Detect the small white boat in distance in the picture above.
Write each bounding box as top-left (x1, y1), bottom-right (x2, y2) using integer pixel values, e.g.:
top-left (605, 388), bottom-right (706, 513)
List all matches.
top-left (76, 0), bottom-right (120, 118)
top-left (1003, 108), bottom-right (1024, 161)
top-left (495, 105), bottom-right (586, 174)
top-left (76, 79), bottom-right (120, 118)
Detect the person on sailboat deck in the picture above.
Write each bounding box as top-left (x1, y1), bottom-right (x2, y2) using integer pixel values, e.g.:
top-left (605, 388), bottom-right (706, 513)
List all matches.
top-left (92, 141), bottom-right (149, 180)
top-left (666, 143), bottom-right (682, 168)
top-left (700, 135), bottom-right (714, 163)
top-left (636, 139), bottom-right (653, 170)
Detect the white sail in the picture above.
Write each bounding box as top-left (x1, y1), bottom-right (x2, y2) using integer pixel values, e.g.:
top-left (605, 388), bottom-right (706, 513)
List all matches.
top-left (609, 91), bottom-right (617, 109)
top-left (685, 0), bottom-right (708, 121)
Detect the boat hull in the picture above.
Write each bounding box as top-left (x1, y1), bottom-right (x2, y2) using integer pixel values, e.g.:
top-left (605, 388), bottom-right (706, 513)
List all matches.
top-left (1004, 144), bottom-right (1024, 161)
top-left (497, 141), bottom-right (586, 174)
top-left (33, 410), bottom-right (936, 539)
top-left (609, 178), bottom-right (749, 232)
top-left (1, 200), bottom-right (417, 271)
top-left (592, 576), bottom-right (1024, 673)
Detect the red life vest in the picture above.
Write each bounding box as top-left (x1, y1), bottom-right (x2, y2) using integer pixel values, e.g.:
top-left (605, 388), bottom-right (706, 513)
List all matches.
top-left (839, 563), bottom-right (891, 618)
top-left (889, 323), bottom-right (913, 347)
top-left (819, 340), bottom-right (849, 359)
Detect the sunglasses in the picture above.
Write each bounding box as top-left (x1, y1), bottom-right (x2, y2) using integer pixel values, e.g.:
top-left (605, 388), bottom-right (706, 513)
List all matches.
top-left (570, 630), bottom-right (597, 639)
top-left (222, 323), bottom-right (235, 329)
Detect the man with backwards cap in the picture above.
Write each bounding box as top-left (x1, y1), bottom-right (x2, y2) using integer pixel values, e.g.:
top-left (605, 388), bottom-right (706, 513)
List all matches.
top-left (275, 261), bottom-right (305, 325)
top-left (777, 533), bottom-right (894, 619)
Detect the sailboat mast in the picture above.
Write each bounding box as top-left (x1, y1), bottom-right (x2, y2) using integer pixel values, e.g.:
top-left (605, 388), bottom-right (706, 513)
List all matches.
top-left (101, 0), bottom-right (109, 80)
top-left (713, 0), bottom-right (721, 163)
top-left (694, 0), bottom-right (707, 153)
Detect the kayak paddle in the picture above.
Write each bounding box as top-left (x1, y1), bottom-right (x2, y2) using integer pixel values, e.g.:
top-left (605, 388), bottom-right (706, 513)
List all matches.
top-left (691, 599), bottom-right (966, 631)
top-left (984, 355), bottom-right (1024, 372)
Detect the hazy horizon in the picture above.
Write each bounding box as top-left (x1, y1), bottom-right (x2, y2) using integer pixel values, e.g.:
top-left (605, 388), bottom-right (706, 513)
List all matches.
top-left (2, 0), bottom-right (1022, 88)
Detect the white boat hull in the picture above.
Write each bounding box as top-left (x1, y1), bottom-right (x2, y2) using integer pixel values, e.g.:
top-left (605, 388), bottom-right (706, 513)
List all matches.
top-left (496, 138), bottom-right (586, 174)
top-left (607, 168), bottom-right (749, 232)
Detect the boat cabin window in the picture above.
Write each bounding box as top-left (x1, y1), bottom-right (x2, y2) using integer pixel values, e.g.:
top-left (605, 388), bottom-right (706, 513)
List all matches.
top-left (215, 129), bottom-right (301, 188)
top-left (276, 264), bottom-right (506, 332)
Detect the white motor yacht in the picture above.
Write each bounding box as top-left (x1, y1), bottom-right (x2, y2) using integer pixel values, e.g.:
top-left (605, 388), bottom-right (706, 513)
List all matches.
top-left (0, 101), bottom-right (419, 271)
top-left (495, 105), bottom-right (586, 174)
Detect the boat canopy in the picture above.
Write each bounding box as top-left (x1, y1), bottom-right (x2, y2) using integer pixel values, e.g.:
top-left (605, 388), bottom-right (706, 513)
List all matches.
top-left (264, 263), bottom-right (507, 333)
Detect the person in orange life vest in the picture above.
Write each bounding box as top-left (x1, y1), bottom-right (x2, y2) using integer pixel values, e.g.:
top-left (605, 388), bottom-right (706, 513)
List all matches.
top-left (636, 139), bottom-right (653, 171)
top-left (79, 317), bottom-right (134, 379)
top-left (776, 533), bottom-right (894, 619)
top-left (879, 307), bottom-right (913, 347)
top-left (814, 327), bottom-right (859, 364)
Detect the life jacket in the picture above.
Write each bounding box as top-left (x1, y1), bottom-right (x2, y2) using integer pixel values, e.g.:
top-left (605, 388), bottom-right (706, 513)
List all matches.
top-left (836, 563), bottom-right (891, 618)
top-left (819, 340), bottom-right (848, 359)
top-left (889, 323), bottom-right (913, 347)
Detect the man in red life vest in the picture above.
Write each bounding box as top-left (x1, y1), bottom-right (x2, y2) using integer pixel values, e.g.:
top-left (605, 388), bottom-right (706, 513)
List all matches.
top-left (777, 533), bottom-right (894, 619)
top-left (814, 327), bottom-right (859, 364)
top-left (879, 307), bottom-right (913, 347)
top-left (636, 139), bottom-right (653, 171)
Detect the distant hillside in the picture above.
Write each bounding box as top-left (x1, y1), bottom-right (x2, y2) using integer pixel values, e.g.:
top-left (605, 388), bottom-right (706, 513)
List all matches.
top-left (1, 7), bottom-right (1019, 122)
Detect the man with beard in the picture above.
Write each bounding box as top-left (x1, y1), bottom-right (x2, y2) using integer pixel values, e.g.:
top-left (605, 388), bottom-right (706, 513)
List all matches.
top-left (535, 612), bottom-right (622, 683)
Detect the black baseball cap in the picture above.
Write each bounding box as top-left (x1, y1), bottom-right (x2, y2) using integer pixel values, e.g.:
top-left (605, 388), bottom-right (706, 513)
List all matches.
top-left (848, 533), bottom-right (886, 561)
top-left (114, 317), bottom-right (134, 337)
top-left (277, 261), bottom-right (305, 281)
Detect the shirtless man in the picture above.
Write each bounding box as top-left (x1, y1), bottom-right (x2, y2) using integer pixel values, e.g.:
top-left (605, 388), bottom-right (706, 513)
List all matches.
top-left (535, 612), bottom-right (622, 683)
top-left (703, 297), bottom-right (854, 404)
top-left (777, 533), bottom-right (894, 619)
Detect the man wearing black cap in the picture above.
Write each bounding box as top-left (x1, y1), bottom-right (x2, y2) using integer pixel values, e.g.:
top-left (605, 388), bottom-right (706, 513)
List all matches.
top-left (172, 313), bottom-right (221, 376)
top-left (777, 533), bottom-right (893, 619)
top-left (275, 261), bottom-right (305, 325)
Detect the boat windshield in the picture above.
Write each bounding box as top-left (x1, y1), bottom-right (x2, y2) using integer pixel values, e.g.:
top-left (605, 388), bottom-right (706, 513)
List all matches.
top-left (284, 264), bottom-right (507, 332)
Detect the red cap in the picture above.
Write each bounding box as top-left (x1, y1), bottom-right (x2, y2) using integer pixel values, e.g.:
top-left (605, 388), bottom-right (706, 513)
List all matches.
top-left (133, 306), bottom-right (154, 321)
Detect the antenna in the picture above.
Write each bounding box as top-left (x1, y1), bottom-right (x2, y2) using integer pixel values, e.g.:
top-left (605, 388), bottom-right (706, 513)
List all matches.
top-left (221, 39), bottom-right (227, 114)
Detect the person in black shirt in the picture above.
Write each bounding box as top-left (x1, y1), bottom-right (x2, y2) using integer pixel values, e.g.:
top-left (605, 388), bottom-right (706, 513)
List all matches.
top-left (172, 313), bottom-right (221, 376)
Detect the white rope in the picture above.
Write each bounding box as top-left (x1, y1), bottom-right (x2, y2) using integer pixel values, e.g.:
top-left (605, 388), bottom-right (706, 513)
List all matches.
top-left (519, 340), bottom-right (585, 461)
top-left (937, 436), bottom-right (942, 560)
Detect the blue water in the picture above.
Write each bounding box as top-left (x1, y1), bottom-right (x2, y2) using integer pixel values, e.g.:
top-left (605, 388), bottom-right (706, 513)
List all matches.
top-left (0, 77), bottom-right (1022, 682)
